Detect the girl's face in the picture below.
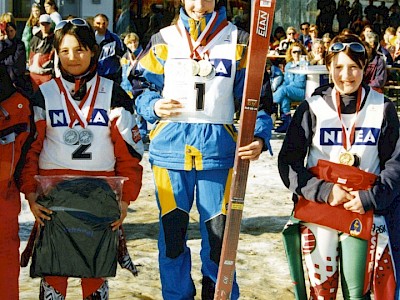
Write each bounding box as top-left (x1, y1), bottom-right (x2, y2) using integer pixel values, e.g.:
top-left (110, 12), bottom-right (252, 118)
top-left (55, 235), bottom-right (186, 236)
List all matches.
top-left (58, 34), bottom-right (93, 76)
top-left (314, 44), bottom-right (324, 55)
top-left (330, 51), bottom-right (364, 94)
top-left (184, 0), bottom-right (215, 21)
top-left (32, 7), bottom-right (41, 19)
top-left (6, 25), bottom-right (16, 40)
top-left (363, 27), bottom-right (373, 36)
top-left (126, 40), bottom-right (139, 52)
top-left (291, 46), bottom-right (302, 62)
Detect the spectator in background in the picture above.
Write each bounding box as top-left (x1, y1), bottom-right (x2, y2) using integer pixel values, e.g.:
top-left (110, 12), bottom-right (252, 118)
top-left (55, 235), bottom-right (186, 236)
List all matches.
top-left (0, 12), bottom-right (15, 24)
top-left (377, 27), bottom-right (394, 65)
top-left (393, 27), bottom-right (400, 66)
top-left (271, 26), bottom-right (286, 50)
top-left (28, 14), bottom-right (55, 91)
top-left (298, 22), bottom-right (311, 47)
top-left (264, 58), bottom-right (284, 93)
top-left (350, 0), bottom-right (363, 22)
top-left (121, 33), bottom-right (143, 98)
top-left (93, 13), bottom-right (125, 84)
top-left (359, 24), bottom-right (373, 41)
top-left (142, 3), bottom-right (164, 48)
top-left (120, 32), bottom-right (147, 142)
top-left (363, 31), bottom-right (387, 92)
top-left (364, 0), bottom-right (378, 24)
top-left (0, 22), bottom-right (33, 97)
top-left (273, 42), bottom-right (307, 133)
top-left (317, 0), bottom-right (336, 35)
top-left (44, 0), bottom-right (62, 26)
top-left (350, 14), bottom-right (368, 36)
top-left (305, 24), bottom-right (319, 51)
top-left (337, 0), bottom-right (352, 32)
top-left (22, 3), bottom-right (41, 61)
top-left (309, 39), bottom-right (326, 65)
top-left (388, 4), bottom-right (400, 28)
top-left (322, 32), bottom-right (333, 49)
top-left (378, 1), bottom-right (390, 21)
top-left (278, 26), bottom-right (297, 55)
top-left (260, 60), bottom-right (278, 122)
top-left (115, 2), bottom-right (137, 37)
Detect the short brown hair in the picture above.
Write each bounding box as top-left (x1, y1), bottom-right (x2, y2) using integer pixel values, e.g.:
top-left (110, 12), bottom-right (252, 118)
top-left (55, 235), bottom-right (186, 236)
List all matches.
top-left (325, 34), bottom-right (367, 71)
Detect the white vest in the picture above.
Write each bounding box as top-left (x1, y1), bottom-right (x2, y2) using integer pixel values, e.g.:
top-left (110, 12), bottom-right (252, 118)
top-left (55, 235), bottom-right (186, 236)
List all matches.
top-left (38, 76), bottom-right (116, 171)
top-left (160, 22), bottom-right (237, 124)
top-left (307, 87), bottom-right (384, 174)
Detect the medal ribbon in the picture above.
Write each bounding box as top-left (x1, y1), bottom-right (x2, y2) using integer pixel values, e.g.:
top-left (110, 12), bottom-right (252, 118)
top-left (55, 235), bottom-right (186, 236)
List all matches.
top-left (55, 75), bottom-right (100, 128)
top-left (335, 86), bottom-right (362, 151)
top-left (177, 12), bottom-right (228, 59)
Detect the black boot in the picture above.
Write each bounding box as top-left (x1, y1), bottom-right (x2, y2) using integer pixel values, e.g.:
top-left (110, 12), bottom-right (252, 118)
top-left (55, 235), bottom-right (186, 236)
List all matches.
top-left (84, 280), bottom-right (109, 300)
top-left (275, 113), bottom-right (292, 133)
top-left (201, 276), bottom-right (216, 300)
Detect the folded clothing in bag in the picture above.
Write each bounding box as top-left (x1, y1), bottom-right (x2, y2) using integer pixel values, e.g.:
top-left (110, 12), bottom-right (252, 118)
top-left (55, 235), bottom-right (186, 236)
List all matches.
top-left (30, 177), bottom-right (120, 278)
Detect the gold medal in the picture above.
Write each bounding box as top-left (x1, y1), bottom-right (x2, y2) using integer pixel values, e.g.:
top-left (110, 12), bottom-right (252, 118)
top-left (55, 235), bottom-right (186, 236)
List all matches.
top-left (339, 151), bottom-right (355, 166)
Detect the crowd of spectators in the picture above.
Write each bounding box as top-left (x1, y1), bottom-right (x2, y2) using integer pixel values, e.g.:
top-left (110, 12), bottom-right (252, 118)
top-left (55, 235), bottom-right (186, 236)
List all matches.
top-left (1, 0), bottom-right (400, 134)
top-left (265, 0), bottom-right (400, 132)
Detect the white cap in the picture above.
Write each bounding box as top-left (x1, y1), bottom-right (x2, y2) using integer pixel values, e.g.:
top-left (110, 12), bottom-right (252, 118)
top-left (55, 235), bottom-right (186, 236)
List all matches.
top-left (39, 14), bottom-right (52, 24)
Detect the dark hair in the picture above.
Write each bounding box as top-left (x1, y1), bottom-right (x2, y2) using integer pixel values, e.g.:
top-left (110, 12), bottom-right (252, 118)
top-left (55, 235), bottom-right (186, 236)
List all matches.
top-left (325, 34), bottom-right (368, 70)
top-left (94, 13), bottom-right (109, 22)
top-left (6, 22), bottom-right (16, 31)
top-left (300, 22), bottom-right (310, 27)
top-left (45, 0), bottom-right (58, 11)
top-left (54, 22), bottom-right (99, 67)
top-left (274, 26), bottom-right (285, 37)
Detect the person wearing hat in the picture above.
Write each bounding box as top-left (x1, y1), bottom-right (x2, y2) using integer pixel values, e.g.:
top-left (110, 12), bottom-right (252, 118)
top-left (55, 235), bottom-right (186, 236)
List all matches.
top-left (132, 0), bottom-right (273, 298)
top-left (28, 14), bottom-right (55, 91)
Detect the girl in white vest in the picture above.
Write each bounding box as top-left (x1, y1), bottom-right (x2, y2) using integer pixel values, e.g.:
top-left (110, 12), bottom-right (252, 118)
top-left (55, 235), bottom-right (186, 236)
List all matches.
top-left (279, 33), bottom-right (400, 299)
top-left (20, 18), bottom-right (143, 299)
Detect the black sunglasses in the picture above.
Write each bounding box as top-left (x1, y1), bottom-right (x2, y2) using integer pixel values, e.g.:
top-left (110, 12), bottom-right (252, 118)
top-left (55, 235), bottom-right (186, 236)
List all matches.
top-left (328, 42), bottom-right (365, 54)
top-left (292, 50), bottom-right (302, 54)
top-left (301, 27), bottom-right (309, 30)
top-left (55, 18), bottom-right (90, 32)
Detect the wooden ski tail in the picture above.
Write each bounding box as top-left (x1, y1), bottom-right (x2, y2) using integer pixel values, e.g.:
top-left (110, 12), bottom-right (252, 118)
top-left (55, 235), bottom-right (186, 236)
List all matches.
top-left (214, 0), bottom-right (276, 299)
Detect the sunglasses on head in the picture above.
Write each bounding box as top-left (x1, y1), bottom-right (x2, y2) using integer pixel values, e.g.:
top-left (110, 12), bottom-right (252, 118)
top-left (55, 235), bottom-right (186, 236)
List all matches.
top-left (328, 42), bottom-right (365, 54)
top-left (55, 18), bottom-right (90, 32)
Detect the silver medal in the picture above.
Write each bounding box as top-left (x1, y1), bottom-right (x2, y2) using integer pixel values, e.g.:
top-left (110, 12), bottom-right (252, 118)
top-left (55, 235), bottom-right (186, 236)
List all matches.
top-left (197, 60), bottom-right (214, 77)
top-left (63, 128), bottom-right (79, 145)
top-left (79, 128), bottom-right (94, 145)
